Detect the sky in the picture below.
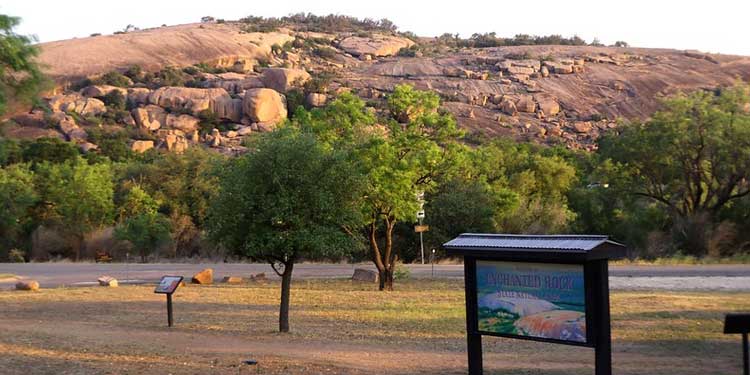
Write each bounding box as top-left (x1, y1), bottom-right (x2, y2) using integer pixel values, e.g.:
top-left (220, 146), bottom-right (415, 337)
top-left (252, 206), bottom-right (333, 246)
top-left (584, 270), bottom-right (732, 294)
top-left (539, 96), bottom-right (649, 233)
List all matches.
top-left (4, 0), bottom-right (750, 56)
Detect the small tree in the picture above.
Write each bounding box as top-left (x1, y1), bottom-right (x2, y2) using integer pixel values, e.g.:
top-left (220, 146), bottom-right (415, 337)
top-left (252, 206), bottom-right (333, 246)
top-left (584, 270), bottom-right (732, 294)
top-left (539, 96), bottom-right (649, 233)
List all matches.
top-left (35, 157), bottom-right (114, 260)
top-left (207, 128), bottom-right (363, 332)
top-left (115, 212), bottom-right (171, 262)
top-left (0, 164), bottom-right (37, 257)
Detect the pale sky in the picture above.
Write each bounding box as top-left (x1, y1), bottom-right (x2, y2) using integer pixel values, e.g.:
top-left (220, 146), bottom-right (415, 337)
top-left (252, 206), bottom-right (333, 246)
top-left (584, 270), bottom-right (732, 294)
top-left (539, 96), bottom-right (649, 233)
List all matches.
top-left (4, 0), bottom-right (749, 56)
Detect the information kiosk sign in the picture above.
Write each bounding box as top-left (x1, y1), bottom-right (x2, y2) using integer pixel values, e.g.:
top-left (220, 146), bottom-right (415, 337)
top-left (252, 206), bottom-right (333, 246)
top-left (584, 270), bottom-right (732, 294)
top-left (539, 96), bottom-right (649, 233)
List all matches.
top-left (154, 275), bottom-right (183, 327)
top-left (444, 234), bottom-right (626, 375)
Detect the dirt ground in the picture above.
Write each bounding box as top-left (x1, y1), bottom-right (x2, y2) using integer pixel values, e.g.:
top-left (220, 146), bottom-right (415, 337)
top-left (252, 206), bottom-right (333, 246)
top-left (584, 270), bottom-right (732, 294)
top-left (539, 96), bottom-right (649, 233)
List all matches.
top-left (0, 279), bottom-right (748, 374)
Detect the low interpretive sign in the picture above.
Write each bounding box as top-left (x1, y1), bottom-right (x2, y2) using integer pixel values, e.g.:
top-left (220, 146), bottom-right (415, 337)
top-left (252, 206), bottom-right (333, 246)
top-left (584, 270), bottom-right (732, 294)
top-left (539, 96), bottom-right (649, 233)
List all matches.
top-left (154, 276), bottom-right (183, 294)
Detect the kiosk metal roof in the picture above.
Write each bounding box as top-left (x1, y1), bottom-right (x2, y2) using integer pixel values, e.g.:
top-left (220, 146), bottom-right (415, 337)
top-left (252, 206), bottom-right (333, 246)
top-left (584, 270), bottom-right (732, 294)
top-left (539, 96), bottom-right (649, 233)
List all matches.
top-left (444, 233), bottom-right (627, 261)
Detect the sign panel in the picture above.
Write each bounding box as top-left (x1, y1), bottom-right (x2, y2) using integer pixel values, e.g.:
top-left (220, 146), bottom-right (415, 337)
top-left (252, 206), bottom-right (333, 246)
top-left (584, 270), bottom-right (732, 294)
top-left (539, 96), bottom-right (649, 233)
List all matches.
top-left (414, 225), bottom-right (430, 233)
top-left (154, 276), bottom-right (183, 294)
top-left (476, 260), bottom-right (587, 344)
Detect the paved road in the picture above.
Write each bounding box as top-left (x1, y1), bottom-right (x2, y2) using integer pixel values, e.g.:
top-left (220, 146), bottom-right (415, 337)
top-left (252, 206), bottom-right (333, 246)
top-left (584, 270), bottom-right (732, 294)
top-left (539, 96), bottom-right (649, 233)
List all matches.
top-left (1, 262), bottom-right (750, 290)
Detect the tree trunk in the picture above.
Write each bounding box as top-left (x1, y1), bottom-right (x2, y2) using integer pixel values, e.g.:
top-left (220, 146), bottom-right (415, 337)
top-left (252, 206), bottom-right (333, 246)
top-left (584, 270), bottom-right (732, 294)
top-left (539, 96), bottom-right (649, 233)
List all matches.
top-left (378, 266), bottom-right (394, 291)
top-left (279, 261), bottom-right (294, 333)
top-left (72, 234), bottom-right (84, 262)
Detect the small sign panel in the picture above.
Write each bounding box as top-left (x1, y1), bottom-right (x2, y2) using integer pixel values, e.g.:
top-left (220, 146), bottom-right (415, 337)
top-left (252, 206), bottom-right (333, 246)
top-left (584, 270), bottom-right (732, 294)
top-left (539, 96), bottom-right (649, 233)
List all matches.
top-left (415, 225), bottom-right (430, 233)
top-left (154, 276), bottom-right (183, 294)
top-left (476, 260), bottom-right (587, 344)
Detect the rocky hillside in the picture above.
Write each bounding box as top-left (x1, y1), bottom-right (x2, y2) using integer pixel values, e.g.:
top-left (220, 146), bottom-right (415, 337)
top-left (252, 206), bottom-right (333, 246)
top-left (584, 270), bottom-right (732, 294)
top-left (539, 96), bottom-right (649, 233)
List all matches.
top-left (6, 20), bottom-right (750, 154)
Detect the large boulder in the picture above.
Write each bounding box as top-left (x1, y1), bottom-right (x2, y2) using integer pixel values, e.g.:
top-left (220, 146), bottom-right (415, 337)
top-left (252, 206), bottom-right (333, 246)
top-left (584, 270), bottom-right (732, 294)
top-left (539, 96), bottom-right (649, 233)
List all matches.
top-left (191, 268), bottom-right (213, 284)
top-left (131, 105), bottom-right (166, 131)
top-left (80, 85), bottom-right (127, 98)
top-left (242, 88), bottom-right (287, 125)
top-left (260, 68), bottom-right (311, 93)
top-left (148, 87), bottom-right (232, 116)
top-left (515, 96), bottom-right (537, 113)
top-left (500, 99), bottom-right (518, 116)
top-left (338, 34), bottom-right (415, 57)
top-left (127, 88), bottom-right (152, 106)
top-left (535, 96), bottom-right (561, 116)
top-left (48, 94), bottom-right (106, 116)
top-left (53, 112), bottom-right (88, 142)
top-left (213, 96), bottom-right (243, 122)
top-left (352, 268), bottom-right (379, 283)
top-left (166, 114), bottom-right (200, 133)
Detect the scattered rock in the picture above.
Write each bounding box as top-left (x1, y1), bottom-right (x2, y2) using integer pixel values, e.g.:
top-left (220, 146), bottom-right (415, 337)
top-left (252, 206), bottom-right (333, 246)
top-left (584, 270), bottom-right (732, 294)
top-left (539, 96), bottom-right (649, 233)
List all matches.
top-left (130, 140), bottom-right (154, 153)
top-left (535, 96), bottom-right (560, 116)
top-left (222, 276), bottom-right (243, 284)
top-left (249, 273), bottom-right (267, 283)
top-left (131, 105), bottom-right (166, 131)
top-left (500, 99), bottom-right (518, 116)
top-left (127, 88), bottom-right (152, 106)
top-left (572, 121), bottom-right (593, 133)
top-left (15, 280), bottom-right (39, 291)
top-left (352, 268), bottom-right (379, 283)
top-left (97, 275), bottom-right (118, 287)
top-left (191, 268), bottom-right (213, 284)
top-left (306, 93), bottom-right (327, 107)
top-left (210, 128), bottom-right (222, 147)
top-left (79, 142), bottom-right (99, 153)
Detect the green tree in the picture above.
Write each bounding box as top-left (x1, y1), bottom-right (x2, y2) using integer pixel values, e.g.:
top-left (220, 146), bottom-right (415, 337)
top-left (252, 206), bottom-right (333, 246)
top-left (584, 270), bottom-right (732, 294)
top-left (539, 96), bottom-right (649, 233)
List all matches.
top-left (0, 164), bottom-right (37, 258)
top-left (117, 184), bottom-right (160, 221)
top-left (207, 128), bottom-right (364, 332)
top-left (0, 14), bottom-right (47, 115)
top-left (358, 85), bottom-right (462, 290)
top-left (597, 84), bottom-right (750, 254)
top-left (35, 157), bottom-right (114, 260)
top-left (21, 137), bottom-right (80, 165)
top-left (115, 212), bottom-right (171, 262)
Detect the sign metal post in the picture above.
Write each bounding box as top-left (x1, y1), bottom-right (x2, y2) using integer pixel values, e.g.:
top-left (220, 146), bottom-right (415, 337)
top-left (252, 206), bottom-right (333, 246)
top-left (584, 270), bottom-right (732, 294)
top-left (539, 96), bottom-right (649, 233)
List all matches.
top-left (154, 275), bottom-right (183, 328)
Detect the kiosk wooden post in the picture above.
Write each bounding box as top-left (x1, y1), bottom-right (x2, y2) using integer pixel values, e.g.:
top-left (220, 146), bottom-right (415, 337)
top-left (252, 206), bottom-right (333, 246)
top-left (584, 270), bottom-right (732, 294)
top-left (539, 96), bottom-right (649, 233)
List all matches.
top-left (445, 234), bottom-right (626, 375)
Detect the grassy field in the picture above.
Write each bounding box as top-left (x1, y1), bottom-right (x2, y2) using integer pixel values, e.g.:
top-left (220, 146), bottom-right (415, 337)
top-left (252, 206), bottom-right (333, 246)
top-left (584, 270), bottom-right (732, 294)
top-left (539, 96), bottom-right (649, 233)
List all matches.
top-left (0, 279), bottom-right (748, 374)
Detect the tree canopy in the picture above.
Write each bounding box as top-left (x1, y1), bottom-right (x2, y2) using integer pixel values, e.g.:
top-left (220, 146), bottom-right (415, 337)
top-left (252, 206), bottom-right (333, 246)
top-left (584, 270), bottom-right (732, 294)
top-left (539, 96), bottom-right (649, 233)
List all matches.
top-left (0, 14), bottom-right (47, 115)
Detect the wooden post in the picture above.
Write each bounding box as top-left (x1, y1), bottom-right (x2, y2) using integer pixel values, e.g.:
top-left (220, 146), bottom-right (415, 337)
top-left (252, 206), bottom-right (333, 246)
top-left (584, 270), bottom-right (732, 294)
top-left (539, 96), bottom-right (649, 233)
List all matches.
top-left (167, 294), bottom-right (173, 327)
top-left (593, 259), bottom-right (612, 375)
top-left (463, 257), bottom-right (483, 375)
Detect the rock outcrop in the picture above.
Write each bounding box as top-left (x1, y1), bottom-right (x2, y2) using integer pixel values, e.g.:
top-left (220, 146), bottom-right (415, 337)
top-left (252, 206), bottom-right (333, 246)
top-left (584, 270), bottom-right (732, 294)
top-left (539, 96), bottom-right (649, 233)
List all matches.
top-left (338, 34), bottom-right (415, 57)
top-left (148, 87), bottom-right (232, 116)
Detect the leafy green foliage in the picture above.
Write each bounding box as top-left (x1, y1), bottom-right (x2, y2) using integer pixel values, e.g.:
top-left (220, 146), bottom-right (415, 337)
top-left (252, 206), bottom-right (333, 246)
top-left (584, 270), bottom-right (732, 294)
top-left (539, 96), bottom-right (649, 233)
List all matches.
top-left (20, 138), bottom-right (80, 165)
top-left (93, 71), bottom-right (131, 87)
top-left (115, 212), bottom-right (171, 262)
top-left (0, 164), bottom-right (37, 257)
top-left (0, 14), bottom-right (47, 115)
top-left (34, 157), bottom-right (114, 259)
top-left (597, 84), bottom-right (750, 255)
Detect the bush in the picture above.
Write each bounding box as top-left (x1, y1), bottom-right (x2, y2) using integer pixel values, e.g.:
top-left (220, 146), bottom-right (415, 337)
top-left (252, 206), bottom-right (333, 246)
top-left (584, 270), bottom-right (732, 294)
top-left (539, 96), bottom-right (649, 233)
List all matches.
top-left (394, 262), bottom-right (411, 280)
top-left (8, 248), bottom-right (25, 263)
top-left (94, 71), bottom-right (131, 87)
top-left (313, 46), bottom-right (337, 59)
top-left (101, 90), bottom-right (126, 111)
top-left (397, 46), bottom-right (418, 57)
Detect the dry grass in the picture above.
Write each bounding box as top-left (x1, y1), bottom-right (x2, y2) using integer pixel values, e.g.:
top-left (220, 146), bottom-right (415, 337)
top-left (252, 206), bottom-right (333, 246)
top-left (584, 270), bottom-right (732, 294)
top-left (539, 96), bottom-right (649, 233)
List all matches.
top-left (0, 279), bottom-right (748, 374)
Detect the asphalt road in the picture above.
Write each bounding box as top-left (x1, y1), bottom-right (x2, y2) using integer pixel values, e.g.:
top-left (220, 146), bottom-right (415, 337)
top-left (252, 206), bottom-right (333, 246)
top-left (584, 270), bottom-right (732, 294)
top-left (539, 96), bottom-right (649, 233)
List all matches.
top-left (1, 262), bottom-right (750, 290)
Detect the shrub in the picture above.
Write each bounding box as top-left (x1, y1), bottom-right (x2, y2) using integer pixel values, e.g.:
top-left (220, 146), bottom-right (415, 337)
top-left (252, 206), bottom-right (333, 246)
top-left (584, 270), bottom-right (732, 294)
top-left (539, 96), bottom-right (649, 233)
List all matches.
top-left (101, 90), bottom-right (126, 111)
top-left (394, 262), bottom-right (411, 280)
top-left (397, 46), bottom-right (418, 57)
top-left (8, 248), bottom-right (25, 263)
top-left (313, 46), bottom-right (337, 59)
top-left (95, 71), bottom-right (131, 87)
